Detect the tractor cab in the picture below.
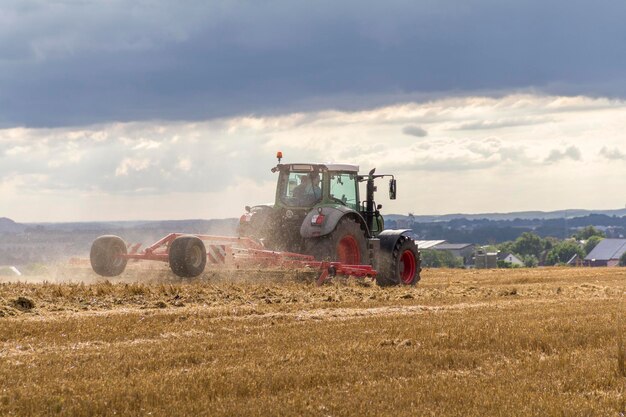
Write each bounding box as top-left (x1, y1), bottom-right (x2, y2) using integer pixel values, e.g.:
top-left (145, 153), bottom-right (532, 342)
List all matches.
top-left (275, 164), bottom-right (326, 208)
top-left (275, 163), bottom-right (359, 211)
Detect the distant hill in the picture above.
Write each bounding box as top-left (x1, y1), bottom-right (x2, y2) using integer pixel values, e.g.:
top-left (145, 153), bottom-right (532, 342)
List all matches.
top-left (385, 212), bottom-right (626, 244)
top-left (0, 218), bottom-right (26, 234)
top-left (26, 218), bottom-right (238, 235)
top-left (3, 207), bottom-right (626, 234)
top-left (386, 208), bottom-right (626, 223)
top-left (0, 218), bottom-right (239, 266)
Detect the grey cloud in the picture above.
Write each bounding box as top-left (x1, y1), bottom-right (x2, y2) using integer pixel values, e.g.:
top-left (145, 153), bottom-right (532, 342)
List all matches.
top-left (498, 146), bottom-right (533, 164)
top-left (429, 159), bottom-right (493, 172)
top-left (599, 146), bottom-right (625, 160)
top-left (389, 155), bottom-right (498, 173)
top-left (402, 125), bottom-right (428, 137)
top-left (383, 138), bottom-right (531, 173)
top-left (337, 143), bottom-right (387, 159)
top-left (545, 146), bottom-right (582, 163)
top-left (1, 0), bottom-right (626, 127)
top-left (466, 138), bottom-right (502, 157)
top-left (452, 117), bottom-right (551, 131)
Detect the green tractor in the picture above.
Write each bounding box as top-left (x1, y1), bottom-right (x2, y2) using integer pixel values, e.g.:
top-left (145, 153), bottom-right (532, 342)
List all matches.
top-left (238, 153), bottom-right (421, 286)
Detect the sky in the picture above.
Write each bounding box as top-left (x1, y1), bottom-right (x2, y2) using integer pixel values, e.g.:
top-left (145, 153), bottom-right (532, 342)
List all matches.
top-left (0, 0), bottom-right (625, 222)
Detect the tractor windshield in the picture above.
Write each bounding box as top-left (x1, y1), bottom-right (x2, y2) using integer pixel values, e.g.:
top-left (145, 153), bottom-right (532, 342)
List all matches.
top-left (329, 172), bottom-right (358, 210)
top-left (279, 171), bottom-right (323, 207)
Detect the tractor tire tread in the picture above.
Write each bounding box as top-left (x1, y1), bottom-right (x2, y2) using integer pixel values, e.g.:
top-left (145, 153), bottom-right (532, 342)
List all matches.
top-left (377, 236), bottom-right (421, 286)
top-left (304, 217), bottom-right (368, 264)
top-left (169, 235), bottom-right (207, 278)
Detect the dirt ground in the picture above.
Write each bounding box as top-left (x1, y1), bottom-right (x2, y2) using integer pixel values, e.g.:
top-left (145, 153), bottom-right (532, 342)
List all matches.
top-left (1, 265), bottom-right (625, 416)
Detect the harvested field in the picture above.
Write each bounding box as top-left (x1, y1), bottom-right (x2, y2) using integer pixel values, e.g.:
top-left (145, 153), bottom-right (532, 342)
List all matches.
top-left (0, 266), bottom-right (625, 416)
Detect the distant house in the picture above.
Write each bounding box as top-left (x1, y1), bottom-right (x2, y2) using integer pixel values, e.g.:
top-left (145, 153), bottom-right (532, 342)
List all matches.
top-left (475, 252), bottom-right (498, 269)
top-left (414, 240), bottom-right (446, 250)
top-left (432, 243), bottom-right (475, 265)
top-left (498, 252), bottom-right (524, 266)
top-left (584, 239), bottom-right (626, 267)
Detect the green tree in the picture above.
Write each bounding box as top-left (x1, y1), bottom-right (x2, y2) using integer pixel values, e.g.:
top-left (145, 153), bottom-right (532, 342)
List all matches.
top-left (421, 250), bottom-right (463, 268)
top-left (620, 252), bottom-right (626, 267)
top-left (584, 235), bottom-right (604, 255)
top-left (573, 226), bottom-right (606, 240)
top-left (522, 255), bottom-right (539, 268)
top-left (481, 245), bottom-right (499, 253)
top-left (497, 241), bottom-right (515, 255)
top-left (511, 232), bottom-right (545, 259)
top-left (497, 260), bottom-right (521, 269)
top-left (544, 236), bottom-right (559, 252)
top-left (545, 241), bottom-right (585, 265)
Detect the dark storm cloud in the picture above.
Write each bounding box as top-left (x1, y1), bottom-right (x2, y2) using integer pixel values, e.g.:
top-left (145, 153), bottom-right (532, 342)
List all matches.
top-left (2, 0), bottom-right (626, 127)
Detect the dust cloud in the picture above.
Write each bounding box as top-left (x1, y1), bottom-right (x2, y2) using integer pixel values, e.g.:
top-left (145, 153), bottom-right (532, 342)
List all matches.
top-left (0, 262), bottom-right (321, 286)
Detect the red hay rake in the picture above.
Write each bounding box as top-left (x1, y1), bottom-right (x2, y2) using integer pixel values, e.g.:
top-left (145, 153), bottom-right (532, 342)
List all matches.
top-left (89, 233), bottom-right (377, 285)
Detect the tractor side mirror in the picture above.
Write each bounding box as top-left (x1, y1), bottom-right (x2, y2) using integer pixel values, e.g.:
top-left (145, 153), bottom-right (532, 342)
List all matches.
top-left (389, 179), bottom-right (397, 200)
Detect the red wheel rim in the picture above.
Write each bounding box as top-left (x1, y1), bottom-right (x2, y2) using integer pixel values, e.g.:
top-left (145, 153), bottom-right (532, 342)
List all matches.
top-left (400, 250), bottom-right (416, 284)
top-left (337, 236), bottom-right (360, 264)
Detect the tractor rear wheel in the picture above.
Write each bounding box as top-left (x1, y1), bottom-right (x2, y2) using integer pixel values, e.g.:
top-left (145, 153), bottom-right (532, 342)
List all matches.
top-left (305, 218), bottom-right (367, 264)
top-left (169, 235), bottom-right (207, 278)
top-left (377, 236), bottom-right (421, 286)
top-left (90, 235), bottom-right (128, 277)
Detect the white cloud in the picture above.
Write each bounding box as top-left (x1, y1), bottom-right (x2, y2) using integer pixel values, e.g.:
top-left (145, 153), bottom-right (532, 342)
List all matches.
top-left (177, 158), bottom-right (192, 172)
top-left (132, 140), bottom-right (161, 150)
top-left (1, 93), bottom-right (625, 221)
top-left (5, 145), bottom-right (31, 156)
top-left (115, 158), bottom-right (152, 176)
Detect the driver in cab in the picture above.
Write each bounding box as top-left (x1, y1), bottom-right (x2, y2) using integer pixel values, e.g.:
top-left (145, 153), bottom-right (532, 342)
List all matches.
top-left (293, 173), bottom-right (322, 204)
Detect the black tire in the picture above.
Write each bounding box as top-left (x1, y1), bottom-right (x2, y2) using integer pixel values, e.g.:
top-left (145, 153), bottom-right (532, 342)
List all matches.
top-left (377, 236), bottom-right (421, 286)
top-left (90, 235), bottom-right (128, 277)
top-left (169, 235), bottom-right (207, 278)
top-left (304, 217), bottom-right (367, 264)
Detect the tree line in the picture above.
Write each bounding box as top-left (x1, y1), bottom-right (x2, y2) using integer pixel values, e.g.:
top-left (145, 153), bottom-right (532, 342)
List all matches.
top-left (389, 214), bottom-right (626, 244)
top-left (420, 226), bottom-right (626, 268)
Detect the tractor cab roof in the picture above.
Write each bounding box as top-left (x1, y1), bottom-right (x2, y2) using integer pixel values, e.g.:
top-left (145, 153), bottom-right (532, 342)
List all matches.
top-left (277, 163), bottom-right (359, 173)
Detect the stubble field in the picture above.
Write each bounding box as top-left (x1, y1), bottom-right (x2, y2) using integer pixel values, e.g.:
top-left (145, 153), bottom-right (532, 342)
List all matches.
top-left (0, 265), bottom-right (625, 416)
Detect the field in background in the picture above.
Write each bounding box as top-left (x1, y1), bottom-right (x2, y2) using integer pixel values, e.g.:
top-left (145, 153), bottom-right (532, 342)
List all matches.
top-left (1, 267), bottom-right (625, 416)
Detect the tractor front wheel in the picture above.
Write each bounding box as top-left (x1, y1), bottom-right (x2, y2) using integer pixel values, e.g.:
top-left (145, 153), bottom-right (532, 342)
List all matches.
top-left (305, 218), bottom-right (367, 264)
top-left (377, 236), bottom-right (421, 286)
top-left (169, 235), bottom-right (207, 278)
top-left (90, 235), bottom-right (128, 277)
